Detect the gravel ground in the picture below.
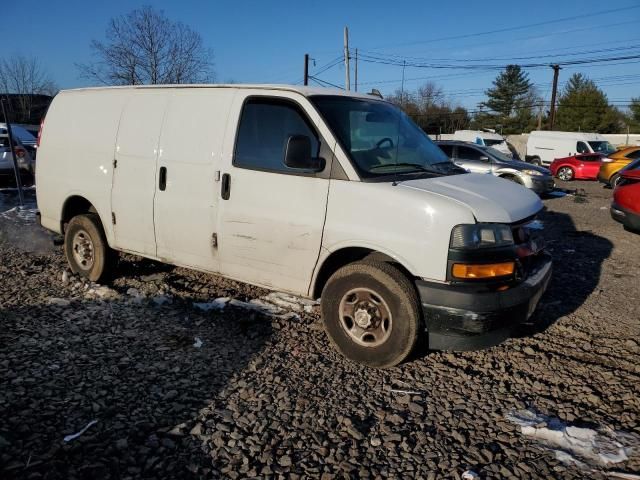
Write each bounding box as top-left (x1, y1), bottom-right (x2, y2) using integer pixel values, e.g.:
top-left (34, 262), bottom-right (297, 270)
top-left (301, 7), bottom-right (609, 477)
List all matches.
top-left (0, 181), bottom-right (639, 479)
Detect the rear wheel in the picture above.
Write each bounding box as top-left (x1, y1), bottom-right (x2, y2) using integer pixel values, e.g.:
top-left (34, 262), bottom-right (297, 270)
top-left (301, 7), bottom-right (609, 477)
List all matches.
top-left (610, 173), bottom-right (621, 188)
top-left (321, 260), bottom-right (420, 368)
top-left (557, 166), bottom-right (574, 181)
top-left (530, 156), bottom-right (542, 166)
top-left (64, 214), bottom-right (115, 282)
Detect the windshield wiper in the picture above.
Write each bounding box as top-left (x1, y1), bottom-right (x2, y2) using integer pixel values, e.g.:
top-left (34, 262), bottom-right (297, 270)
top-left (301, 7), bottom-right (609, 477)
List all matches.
top-left (370, 162), bottom-right (438, 174)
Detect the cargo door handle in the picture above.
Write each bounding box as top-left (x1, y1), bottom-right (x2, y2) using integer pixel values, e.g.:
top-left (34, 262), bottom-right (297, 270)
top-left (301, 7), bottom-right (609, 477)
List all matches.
top-left (221, 173), bottom-right (231, 200)
top-left (159, 166), bottom-right (167, 191)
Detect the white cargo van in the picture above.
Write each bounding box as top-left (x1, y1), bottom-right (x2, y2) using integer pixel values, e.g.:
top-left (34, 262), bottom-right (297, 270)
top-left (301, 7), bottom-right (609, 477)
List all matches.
top-left (439, 130), bottom-right (512, 157)
top-left (526, 130), bottom-right (615, 166)
top-left (36, 85), bottom-right (551, 367)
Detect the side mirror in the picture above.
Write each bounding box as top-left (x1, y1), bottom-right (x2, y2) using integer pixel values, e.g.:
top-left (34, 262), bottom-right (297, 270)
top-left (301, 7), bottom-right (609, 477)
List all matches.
top-left (284, 135), bottom-right (324, 171)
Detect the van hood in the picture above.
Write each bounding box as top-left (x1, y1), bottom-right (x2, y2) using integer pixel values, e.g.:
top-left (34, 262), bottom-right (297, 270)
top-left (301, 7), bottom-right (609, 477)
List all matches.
top-left (399, 173), bottom-right (542, 223)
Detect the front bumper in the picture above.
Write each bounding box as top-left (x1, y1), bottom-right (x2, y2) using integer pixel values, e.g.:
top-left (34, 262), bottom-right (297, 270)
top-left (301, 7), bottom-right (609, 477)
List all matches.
top-left (611, 203), bottom-right (640, 231)
top-left (527, 176), bottom-right (555, 194)
top-left (417, 253), bottom-right (552, 350)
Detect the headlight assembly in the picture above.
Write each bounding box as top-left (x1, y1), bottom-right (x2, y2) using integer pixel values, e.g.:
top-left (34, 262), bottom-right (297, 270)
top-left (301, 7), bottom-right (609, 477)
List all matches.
top-left (522, 169), bottom-right (543, 176)
top-left (450, 223), bottom-right (514, 249)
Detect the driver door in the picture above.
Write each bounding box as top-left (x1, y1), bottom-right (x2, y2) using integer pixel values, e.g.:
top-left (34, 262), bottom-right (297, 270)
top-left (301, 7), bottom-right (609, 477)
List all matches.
top-left (216, 93), bottom-right (332, 294)
top-left (455, 145), bottom-right (493, 174)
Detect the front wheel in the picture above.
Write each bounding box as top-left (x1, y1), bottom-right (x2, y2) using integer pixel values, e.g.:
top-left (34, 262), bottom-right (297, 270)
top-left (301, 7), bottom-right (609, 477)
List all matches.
top-left (557, 166), bottom-right (574, 181)
top-left (321, 261), bottom-right (421, 368)
top-left (530, 156), bottom-right (542, 166)
top-left (64, 214), bottom-right (115, 282)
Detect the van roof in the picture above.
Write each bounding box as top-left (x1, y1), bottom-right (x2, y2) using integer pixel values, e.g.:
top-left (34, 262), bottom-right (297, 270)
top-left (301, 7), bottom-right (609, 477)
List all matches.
top-left (454, 130), bottom-right (503, 140)
top-left (58, 84), bottom-right (378, 100)
top-left (529, 130), bottom-right (605, 140)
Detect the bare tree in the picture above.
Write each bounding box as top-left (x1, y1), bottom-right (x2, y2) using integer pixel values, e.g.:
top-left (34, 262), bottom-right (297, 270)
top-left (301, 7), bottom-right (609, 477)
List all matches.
top-left (0, 55), bottom-right (57, 123)
top-left (78, 6), bottom-right (215, 85)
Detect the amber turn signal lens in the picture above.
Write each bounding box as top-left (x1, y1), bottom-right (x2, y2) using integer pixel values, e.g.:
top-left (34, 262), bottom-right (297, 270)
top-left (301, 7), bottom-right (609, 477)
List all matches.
top-left (452, 262), bottom-right (515, 279)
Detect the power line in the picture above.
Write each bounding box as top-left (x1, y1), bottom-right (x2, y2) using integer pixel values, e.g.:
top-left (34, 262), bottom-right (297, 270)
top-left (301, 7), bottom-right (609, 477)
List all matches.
top-left (365, 5), bottom-right (640, 50)
top-left (356, 52), bottom-right (640, 70)
top-left (355, 43), bottom-right (640, 64)
top-left (308, 75), bottom-right (344, 90)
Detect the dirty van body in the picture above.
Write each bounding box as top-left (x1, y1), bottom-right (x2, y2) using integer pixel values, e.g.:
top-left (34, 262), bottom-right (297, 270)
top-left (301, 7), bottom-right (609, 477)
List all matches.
top-left (36, 85), bottom-right (552, 368)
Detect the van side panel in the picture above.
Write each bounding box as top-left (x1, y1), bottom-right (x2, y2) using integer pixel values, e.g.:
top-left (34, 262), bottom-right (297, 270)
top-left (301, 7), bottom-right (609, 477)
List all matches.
top-left (153, 89), bottom-right (236, 271)
top-left (321, 180), bottom-right (476, 283)
top-left (36, 90), bottom-right (129, 240)
top-left (111, 91), bottom-right (168, 256)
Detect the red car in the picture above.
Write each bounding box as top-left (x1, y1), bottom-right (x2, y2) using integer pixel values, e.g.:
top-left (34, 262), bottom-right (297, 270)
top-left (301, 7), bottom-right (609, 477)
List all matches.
top-left (549, 153), bottom-right (603, 181)
top-left (611, 168), bottom-right (640, 232)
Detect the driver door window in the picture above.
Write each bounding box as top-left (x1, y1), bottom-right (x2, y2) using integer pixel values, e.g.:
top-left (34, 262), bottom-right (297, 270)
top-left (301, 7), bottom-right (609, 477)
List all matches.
top-left (234, 99), bottom-right (319, 173)
top-left (457, 146), bottom-right (487, 161)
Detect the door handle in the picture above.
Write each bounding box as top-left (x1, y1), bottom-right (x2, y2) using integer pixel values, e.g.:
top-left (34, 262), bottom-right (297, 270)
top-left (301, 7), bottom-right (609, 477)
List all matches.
top-left (221, 173), bottom-right (231, 200)
top-left (159, 166), bottom-right (167, 191)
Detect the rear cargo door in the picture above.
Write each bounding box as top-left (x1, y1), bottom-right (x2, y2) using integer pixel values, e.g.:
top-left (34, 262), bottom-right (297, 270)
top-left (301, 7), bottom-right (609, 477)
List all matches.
top-left (111, 90), bottom-right (168, 256)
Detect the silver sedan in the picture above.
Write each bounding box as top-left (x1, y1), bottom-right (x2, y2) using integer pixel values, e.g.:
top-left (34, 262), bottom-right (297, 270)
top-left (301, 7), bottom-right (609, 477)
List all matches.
top-left (436, 140), bottom-right (555, 195)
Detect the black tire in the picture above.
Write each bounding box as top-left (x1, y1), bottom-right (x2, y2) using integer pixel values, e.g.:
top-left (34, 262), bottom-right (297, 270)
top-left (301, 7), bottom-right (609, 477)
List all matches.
top-left (530, 156), bottom-right (542, 166)
top-left (610, 173), bottom-right (621, 188)
top-left (321, 260), bottom-right (420, 368)
top-left (64, 214), bottom-right (115, 282)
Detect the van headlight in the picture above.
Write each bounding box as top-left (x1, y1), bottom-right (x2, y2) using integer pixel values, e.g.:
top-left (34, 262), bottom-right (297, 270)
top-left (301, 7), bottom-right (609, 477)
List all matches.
top-left (450, 223), bottom-right (514, 249)
top-left (522, 169), bottom-right (543, 176)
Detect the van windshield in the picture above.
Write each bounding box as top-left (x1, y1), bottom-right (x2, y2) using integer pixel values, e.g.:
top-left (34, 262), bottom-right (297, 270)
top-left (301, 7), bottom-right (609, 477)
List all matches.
top-left (311, 95), bottom-right (453, 179)
top-left (588, 141), bottom-right (615, 155)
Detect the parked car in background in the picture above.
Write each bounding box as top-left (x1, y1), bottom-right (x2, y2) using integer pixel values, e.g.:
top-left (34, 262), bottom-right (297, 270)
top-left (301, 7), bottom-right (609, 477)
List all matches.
top-left (610, 164), bottom-right (640, 232)
top-left (549, 153), bottom-right (603, 181)
top-left (436, 140), bottom-right (554, 194)
top-left (526, 131), bottom-right (615, 166)
top-left (597, 146), bottom-right (640, 188)
top-left (438, 129), bottom-right (512, 157)
top-left (0, 133), bottom-right (35, 185)
top-left (36, 84), bottom-right (552, 368)
top-left (0, 123), bottom-right (38, 159)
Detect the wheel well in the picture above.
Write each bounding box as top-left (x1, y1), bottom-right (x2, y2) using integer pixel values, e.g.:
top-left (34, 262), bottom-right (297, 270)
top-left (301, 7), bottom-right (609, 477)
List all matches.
top-left (312, 247), bottom-right (414, 299)
top-left (60, 196), bottom-right (98, 233)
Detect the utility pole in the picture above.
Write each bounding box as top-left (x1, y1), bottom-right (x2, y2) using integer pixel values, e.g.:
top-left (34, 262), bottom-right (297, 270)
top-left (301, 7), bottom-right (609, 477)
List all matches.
top-left (303, 53), bottom-right (309, 86)
top-left (400, 60), bottom-right (406, 106)
top-left (354, 48), bottom-right (358, 92)
top-left (344, 26), bottom-right (350, 90)
top-left (1, 98), bottom-right (24, 206)
top-left (548, 64), bottom-right (561, 130)
top-left (537, 104), bottom-right (543, 130)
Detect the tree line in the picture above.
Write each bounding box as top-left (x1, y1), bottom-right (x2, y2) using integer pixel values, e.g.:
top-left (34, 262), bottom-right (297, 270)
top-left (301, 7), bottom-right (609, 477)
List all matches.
top-left (391, 64), bottom-right (640, 135)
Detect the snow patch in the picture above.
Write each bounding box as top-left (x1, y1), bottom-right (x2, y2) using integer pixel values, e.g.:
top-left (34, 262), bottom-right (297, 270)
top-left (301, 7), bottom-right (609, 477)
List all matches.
top-left (507, 409), bottom-right (638, 467)
top-left (195, 292), bottom-right (316, 319)
top-left (193, 297), bottom-right (230, 311)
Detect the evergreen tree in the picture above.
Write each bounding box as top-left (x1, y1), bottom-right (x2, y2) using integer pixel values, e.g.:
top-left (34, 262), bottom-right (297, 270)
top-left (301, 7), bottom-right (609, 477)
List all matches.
top-left (555, 73), bottom-right (621, 133)
top-left (626, 97), bottom-right (640, 132)
top-left (478, 65), bottom-right (537, 134)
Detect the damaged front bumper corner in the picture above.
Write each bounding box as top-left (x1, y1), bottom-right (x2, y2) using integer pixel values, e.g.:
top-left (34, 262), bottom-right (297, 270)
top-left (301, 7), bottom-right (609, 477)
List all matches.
top-left (416, 254), bottom-right (552, 351)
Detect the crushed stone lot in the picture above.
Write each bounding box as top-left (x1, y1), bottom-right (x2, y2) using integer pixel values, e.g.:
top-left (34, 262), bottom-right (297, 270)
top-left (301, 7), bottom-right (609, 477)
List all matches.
top-left (0, 181), bottom-right (639, 479)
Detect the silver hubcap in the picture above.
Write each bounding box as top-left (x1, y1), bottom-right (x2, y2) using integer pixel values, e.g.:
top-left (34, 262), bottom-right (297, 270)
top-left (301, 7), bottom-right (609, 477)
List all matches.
top-left (72, 230), bottom-right (95, 270)
top-left (558, 168), bottom-right (572, 181)
top-left (338, 288), bottom-right (392, 347)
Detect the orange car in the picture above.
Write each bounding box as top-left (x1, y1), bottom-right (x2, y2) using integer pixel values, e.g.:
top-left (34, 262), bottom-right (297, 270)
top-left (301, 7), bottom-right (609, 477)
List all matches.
top-left (598, 146), bottom-right (640, 187)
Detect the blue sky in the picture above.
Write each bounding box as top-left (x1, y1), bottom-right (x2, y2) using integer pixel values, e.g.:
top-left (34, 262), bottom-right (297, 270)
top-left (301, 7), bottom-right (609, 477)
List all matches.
top-left (5, 0), bottom-right (640, 111)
